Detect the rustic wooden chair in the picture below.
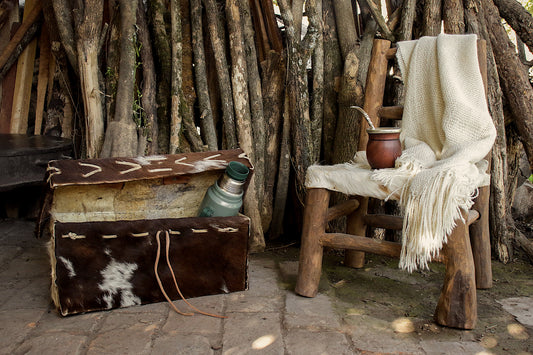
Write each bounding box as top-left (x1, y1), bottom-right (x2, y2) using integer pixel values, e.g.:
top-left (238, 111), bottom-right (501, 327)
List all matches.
top-left (295, 39), bottom-right (492, 330)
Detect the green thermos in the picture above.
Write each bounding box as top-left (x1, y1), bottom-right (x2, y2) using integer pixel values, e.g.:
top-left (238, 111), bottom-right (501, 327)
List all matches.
top-left (197, 161), bottom-right (250, 217)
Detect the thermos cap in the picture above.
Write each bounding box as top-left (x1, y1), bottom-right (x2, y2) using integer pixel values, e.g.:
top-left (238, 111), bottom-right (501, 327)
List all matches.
top-left (226, 161), bottom-right (249, 181)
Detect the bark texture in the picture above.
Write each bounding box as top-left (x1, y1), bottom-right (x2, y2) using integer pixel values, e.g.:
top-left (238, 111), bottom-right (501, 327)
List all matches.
top-left (485, 0), bottom-right (533, 173)
top-left (493, 0), bottom-right (533, 55)
top-left (100, 0), bottom-right (139, 157)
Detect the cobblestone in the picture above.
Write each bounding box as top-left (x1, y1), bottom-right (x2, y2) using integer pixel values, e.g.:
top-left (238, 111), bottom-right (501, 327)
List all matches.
top-left (0, 219), bottom-right (531, 354)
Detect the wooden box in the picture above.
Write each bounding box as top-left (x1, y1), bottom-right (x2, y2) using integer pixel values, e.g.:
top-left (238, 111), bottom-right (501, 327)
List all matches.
top-left (45, 149), bottom-right (252, 316)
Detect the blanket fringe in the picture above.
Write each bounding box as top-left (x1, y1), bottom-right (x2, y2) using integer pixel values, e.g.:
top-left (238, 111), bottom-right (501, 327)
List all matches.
top-left (397, 167), bottom-right (478, 271)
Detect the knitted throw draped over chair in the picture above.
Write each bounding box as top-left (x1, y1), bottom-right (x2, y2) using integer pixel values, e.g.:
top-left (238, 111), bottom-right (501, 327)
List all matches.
top-left (306, 34), bottom-right (496, 271)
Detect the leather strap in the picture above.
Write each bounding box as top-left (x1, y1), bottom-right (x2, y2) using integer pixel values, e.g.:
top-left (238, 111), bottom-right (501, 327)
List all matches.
top-left (154, 230), bottom-right (227, 319)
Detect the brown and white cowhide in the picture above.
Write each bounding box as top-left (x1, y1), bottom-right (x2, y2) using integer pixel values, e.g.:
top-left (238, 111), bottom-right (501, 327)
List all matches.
top-left (50, 216), bottom-right (249, 316)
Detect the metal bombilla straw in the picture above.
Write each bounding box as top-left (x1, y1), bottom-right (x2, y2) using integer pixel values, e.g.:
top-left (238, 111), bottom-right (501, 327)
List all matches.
top-left (350, 106), bottom-right (376, 130)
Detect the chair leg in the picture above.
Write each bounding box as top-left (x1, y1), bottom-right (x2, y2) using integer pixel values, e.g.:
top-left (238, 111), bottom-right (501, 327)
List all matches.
top-left (345, 196), bottom-right (368, 269)
top-left (295, 188), bottom-right (330, 298)
top-left (435, 211), bottom-right (477, 329)
top-left (469, 185), bottom-right (493, 289)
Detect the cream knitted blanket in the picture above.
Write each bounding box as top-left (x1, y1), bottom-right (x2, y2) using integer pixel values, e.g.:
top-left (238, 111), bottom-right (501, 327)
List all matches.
top-left (307, 34), bottom-right (496, 271)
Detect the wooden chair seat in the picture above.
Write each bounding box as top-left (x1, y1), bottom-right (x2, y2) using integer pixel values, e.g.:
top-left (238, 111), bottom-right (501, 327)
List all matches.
top-left (295, 39), bottom-right (492, 330)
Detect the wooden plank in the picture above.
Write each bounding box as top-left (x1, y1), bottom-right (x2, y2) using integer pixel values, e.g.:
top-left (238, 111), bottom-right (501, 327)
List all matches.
top-left (10, 0), bottom-right (39, 134)
top-left (34, 25), bottom-right (51, 135)
top-left (0, 1), bottom-right (42, 80)
top-left (0, 23), bottom-right (19, 134)
top-left (0, 0), bottom-right (19, 70)
top-left (0, 0), bottom-right (17, 104)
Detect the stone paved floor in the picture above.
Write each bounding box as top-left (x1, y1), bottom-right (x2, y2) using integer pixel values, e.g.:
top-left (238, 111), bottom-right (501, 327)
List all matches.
top-left (0, 218), bottom-right (531, 354)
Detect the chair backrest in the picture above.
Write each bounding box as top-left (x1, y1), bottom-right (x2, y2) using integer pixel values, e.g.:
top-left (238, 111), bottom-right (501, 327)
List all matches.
top-left (357, 38), bottom-right (488, 152)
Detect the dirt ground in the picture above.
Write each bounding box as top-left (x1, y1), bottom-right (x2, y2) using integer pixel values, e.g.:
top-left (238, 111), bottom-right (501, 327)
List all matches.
top-left (266, 244), bottom-right (533, 354)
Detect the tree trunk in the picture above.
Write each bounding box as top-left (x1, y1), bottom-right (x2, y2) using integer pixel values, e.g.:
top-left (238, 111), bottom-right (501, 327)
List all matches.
top-left (74, 0), bottom-right (105, 158)
top-left (443, 0), bottom-right (465, 34)
top-left (100, 0), bottom-right (139, 158)
top-left (180, 0), bottom-right (204, 152)
top-left (226, 0), bottom-right (265, 251)
top-left (51, 0), bottom-right (77, 71)
top-left (169, 0), bottom-right (184, 154)
top-left (262, 0), bottom-right (283, 53)
top-left (333, 51), bottom-right (362, 164)
top-left (423, 0), bottom-right (442, 36)
top-left (137, 0), bottom-right (158, 155)
top-left (359, 0), bottom-right (394, 41)
top-left (204, 0), bottom-right (238, 149)
top-left (262, 51), bottom-right (285, 236)
top-left (149, 0), bottom-right (171, 154)
top-left (485, 0), bottom-right (533, 173)
top-left (278, 0), bottom-right (320, 201)
top-left (464, 0), bottom-right (514, 262)
top-left (311, 0), bottom-right (324, 164)
top-left (332, 0), bottom-right (358, 59)
top-left (332, 19), bottom-right (376, 165)
top-left (493, 0), bottom-right (533, 55)
top-left (191, 0), bottom-right (217, 150)
top-left (291, 0), bottom-right (305, 41)
top-left (506, 124), bottom-right (522, 205)
top-left (398, 0), bottom-right (416, 41)
top-left (104, 0), bottom-right (119, 139)
top-left (270, 93), bottom-right (291, 239)
top-left (322, 0), bottom-right (342, 164)
top-left (43, 1), bottom-right (73, 140)
top-left (240, 0), bottom-right (268, 229)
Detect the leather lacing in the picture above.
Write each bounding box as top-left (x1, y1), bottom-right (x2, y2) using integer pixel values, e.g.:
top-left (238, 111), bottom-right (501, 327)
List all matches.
top-left (154, 230), bottom-right (227, 319)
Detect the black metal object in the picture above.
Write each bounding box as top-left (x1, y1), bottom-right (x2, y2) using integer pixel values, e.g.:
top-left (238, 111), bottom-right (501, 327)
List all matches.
top-left (0, 134), bottom-right (72, 191)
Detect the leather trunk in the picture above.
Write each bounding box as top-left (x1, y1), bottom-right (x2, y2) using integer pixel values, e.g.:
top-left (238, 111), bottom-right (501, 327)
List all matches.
top-left (45, 149), bottom-right (252, 316)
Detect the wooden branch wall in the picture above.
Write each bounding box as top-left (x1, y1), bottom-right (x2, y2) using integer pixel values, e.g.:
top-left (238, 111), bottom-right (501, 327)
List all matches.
top-left (0, 0), bottom-right (531, 258)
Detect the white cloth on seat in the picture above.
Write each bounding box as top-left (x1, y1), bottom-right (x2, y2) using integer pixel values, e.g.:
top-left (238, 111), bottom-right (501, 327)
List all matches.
top-left (306, 151), bottom-right (406, 201)
top-left (306, 34), bottom-right (496, 271)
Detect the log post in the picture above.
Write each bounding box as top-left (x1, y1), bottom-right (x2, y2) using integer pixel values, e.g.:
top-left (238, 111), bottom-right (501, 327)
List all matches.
top-left (295, 188), bottom-right (330, 298)
top-left (435, 210), bottom-right (477, 329)
top-left (470, 185), bottom-right (493, 289)
top-left (359, 39), bottom-right (391, 150)
top-left (344, 196), bottom-right (368, 268)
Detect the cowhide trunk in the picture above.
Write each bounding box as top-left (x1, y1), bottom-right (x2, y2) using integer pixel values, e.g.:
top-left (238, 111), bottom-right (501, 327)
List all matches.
top-left (45, 149), bottom-right (252, 316)
top-left (50, 216), bottom-right (249, 316)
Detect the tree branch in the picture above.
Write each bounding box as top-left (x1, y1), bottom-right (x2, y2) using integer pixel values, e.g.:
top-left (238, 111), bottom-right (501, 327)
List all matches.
top-left (493, 0), bottom-right (533, 55)
top-left (359, 0), bottom-right (395, 41)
